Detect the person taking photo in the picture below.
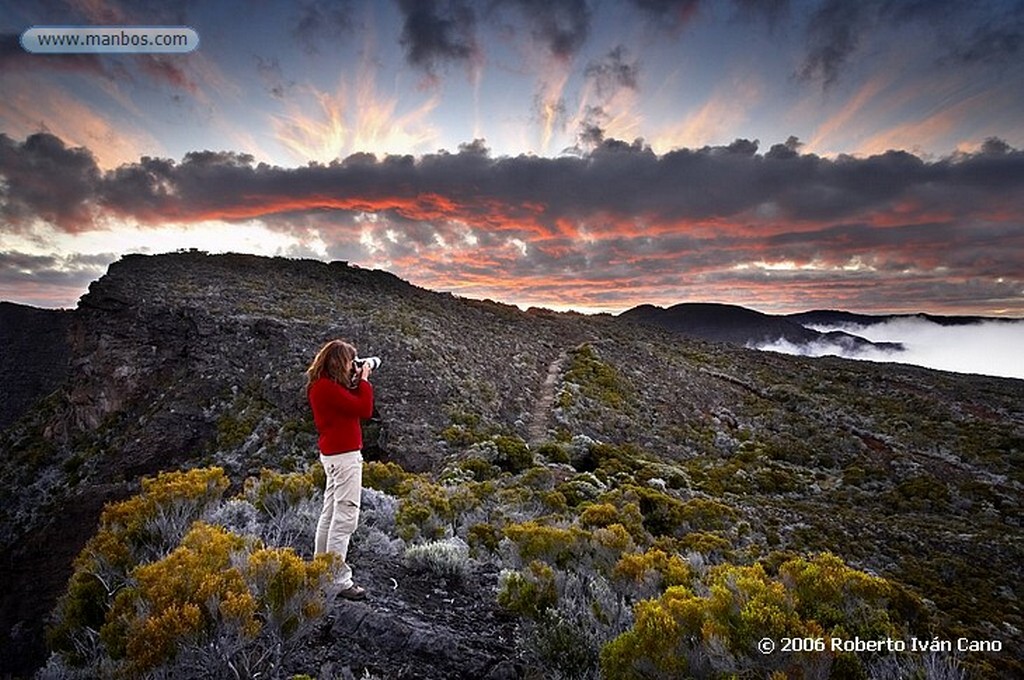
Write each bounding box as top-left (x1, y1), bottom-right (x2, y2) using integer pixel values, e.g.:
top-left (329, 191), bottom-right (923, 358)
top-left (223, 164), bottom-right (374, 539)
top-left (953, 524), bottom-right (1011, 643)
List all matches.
top-left (305, 339), bottom-right (374, 600)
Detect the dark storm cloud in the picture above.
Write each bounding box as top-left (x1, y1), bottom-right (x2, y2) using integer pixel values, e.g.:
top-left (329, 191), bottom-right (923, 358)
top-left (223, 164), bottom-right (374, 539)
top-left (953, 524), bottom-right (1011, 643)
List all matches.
top-left (799, 0), bottom-right (1024, 86)
top-left (799, 0), bottom-right (874, 87)
top-left (499, 0), bottom-right (592, 59)
top-left (584, 46), bottom-right (639, 99)
top-left (292, 0), bottom-right (355, 54)
top-left (4, 132), bottom-right (1024, 276)
top-left (5, 132), bottom-right (1020, 316)
top-left (629, 0), bottom-right (701, 27)
top-left (951, 9), bottom-right (1024, 65)
top-left (0, 133), bottom-right (101, 230)
top-left (396, 0), bottom-right (479, 75)
top-left (730, 0), bottom-right (788, 26)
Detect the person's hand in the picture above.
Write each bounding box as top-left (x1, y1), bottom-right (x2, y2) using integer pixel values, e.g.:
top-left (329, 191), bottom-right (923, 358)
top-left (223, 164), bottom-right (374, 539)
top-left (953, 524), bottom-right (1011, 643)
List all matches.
top-left (359, 363), bottom-right (372, 381)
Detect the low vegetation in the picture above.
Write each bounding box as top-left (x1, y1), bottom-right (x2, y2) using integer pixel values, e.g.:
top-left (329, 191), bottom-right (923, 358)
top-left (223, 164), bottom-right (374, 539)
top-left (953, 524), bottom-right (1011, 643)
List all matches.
top-left (5, 253), bottom-right (1020, 679)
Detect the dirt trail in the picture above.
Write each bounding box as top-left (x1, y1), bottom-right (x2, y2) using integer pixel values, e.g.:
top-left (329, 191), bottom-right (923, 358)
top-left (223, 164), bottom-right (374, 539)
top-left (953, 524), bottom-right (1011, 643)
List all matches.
top-left (526, 352), bottom-right (566, 446)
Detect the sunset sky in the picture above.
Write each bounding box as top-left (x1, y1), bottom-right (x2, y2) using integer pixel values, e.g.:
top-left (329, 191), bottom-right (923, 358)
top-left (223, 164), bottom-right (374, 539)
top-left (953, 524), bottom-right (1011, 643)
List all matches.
top-left (1, 0), bottom-right (1023, 315)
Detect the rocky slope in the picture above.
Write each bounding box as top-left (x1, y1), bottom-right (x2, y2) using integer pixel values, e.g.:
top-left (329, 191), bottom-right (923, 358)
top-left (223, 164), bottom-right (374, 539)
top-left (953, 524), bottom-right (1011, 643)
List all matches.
top-left (1, 251), bottom-right (1022, 677)
top-left (0, 302), bottom-right (72, 430)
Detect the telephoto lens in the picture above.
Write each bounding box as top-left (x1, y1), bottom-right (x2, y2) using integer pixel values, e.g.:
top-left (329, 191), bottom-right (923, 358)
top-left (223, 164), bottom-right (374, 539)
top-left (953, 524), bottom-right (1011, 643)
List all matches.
top-left (354, 356), bottom-right (381, 370)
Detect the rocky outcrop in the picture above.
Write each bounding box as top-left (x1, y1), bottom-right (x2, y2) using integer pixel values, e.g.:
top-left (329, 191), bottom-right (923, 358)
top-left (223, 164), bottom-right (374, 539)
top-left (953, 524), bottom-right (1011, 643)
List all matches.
top-left (0, 302), bottom-right (72, 430)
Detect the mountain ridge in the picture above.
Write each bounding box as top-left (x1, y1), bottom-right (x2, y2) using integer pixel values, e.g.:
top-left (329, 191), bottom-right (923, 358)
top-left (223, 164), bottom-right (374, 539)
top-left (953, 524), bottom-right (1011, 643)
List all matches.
top-left (618, 301), bottom-right (906, 352)
top-left (1, 252), bottom-right (1022, 677)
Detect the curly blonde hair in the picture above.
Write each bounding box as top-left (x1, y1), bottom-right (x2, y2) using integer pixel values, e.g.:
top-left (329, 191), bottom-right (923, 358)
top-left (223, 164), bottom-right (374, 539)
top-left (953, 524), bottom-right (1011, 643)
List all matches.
top-left (305, 339), bottom-right (357, 390)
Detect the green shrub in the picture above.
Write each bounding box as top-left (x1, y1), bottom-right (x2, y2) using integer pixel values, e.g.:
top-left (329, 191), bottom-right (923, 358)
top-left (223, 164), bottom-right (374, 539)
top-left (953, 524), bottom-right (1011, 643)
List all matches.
top-left (677, 497), bottom-right (738, 531)
top-left (627, 485), bottom-right (688, 538)
top-left (564, 344), bottom-right (632, 410)
top-left (580, 502), bottom-right (620, 528)
top-left (467, 523), bottom-right (501, 555)
top-left (458, 456), bottom-right (500, 481)
top-left (49, 466), bottom-right (230, 659)
top-left (395, 479), bottom-right (454, 541)
top-left (601, 553), bottom-right (930, 680)
top-left (100, 522), bottom-right (333, 674)
top-left (493, 435), bottom-right (533, 473)
top-left (536, 442), bottom-right (570, 464)
top-left (520, 465), bottom-right (556, 491)
top-left (504, 520), bottom-right (589, 568)
top-left (497, 561), bottom-right (558, 620)
top-left (890, 475), bottom-right (951, 512)
top-left (363, 461), bottom-right (414, 496)
top-left (613, 549), bottom-right (691, 590)
top-left (677, 531), bottom-right (732, 556)
top-left (242, 468), bottom-right (318, 514)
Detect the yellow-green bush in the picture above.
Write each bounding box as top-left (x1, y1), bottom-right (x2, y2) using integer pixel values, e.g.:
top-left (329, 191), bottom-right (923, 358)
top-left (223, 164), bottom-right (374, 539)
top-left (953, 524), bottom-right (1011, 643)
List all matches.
top-left (779, 552), bottom-right (907, 639)
top-left (457, 456), bottom-right (499, 481)
top-left (601, 566), bottom-right (806, 679)
top-left (242, 467), bottom-right (318, 514)
top-left (504, 520), bottom-right (590, 568)
top-left (101, 522), bottom-right (255, 669)
top-left (613, 549), bottom-right (691, 590)
top-left (363, 460), bottom-right (414, 496)
top-left (601, 553), bottom-right (930, 680)
top-left (395, 478), bottom-right (454, 541)
top-left (467, 522), bottom-right (500, 555)
top-left (497, 561), bottom-right (558, 620)
top-left (677, 530), bottom-right (732, 556)
top-left (677, 497), bottom-right (738, 532)
top-left (579, 502), bottom-right (620, 528)
top-left (519, 465), bottom-right (556, 491)
top-left (540, 489), bottom-right (569, 513)
top-left (589, 523), bottom-right (637, 573)
top-left (564, 344), bottom-right (632, 410)
top-left (101, 522), bottom-right (333, 673)
top-left (48, 467), bottom-right (337, 675)
top-left (617, 485), bottom-right (689, 538)
top-left (536, 441), bottom-right (570, 464)
top-left (493, 435), bottom-right (533, 473)
top-left (49, 468), bottom-right (230, 660)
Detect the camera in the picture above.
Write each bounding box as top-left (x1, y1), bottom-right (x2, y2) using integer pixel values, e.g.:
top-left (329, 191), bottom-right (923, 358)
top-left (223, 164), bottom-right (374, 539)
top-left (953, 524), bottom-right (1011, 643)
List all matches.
top-left (354, 356), bottom-right (381, 370)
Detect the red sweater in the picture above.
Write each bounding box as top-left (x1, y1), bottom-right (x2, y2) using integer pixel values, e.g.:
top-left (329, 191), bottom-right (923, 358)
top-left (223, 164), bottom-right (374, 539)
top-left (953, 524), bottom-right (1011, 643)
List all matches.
top-left (308, 377), bottom-right (374, 454)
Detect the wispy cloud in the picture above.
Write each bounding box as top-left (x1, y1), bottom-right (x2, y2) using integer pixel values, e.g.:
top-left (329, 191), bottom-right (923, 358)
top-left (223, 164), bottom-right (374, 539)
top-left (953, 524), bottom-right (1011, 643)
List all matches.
top-left (271, 57), bottom-right (440, 163)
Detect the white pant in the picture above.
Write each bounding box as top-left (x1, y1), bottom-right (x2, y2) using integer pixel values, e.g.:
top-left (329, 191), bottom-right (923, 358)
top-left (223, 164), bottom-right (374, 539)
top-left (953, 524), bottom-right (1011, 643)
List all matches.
top-left (315, 451), bottom-right (363, 588)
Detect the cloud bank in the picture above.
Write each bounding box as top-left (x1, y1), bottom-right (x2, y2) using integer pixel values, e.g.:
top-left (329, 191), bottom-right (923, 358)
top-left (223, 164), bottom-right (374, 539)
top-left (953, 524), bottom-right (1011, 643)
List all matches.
top-left (1, 131), bottom-right (1022, 313)
top-left (758, 317), bottom-right (1024, 380)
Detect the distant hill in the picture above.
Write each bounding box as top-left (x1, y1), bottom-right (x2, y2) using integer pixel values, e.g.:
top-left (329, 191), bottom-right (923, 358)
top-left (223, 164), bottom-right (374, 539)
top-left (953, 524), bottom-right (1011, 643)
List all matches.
top-left (618, 302), bottom-right (903, 351)
top-left (1, 253), bottom-right (1022, 677)
top-left (787, 309), bottom-right (1018, 327)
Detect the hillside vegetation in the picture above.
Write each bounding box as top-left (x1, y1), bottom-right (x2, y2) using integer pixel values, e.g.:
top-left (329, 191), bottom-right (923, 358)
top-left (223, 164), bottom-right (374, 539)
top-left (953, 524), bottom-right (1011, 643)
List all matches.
top-left (1, 251), bottom-right (1021, 678)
